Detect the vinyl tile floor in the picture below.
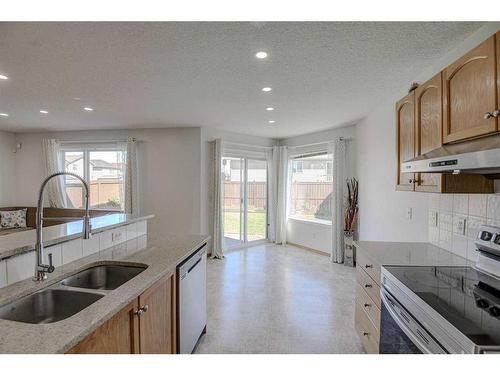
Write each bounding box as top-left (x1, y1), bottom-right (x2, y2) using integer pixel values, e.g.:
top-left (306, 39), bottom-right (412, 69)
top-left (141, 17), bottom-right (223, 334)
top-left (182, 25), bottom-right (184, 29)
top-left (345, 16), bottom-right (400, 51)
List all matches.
top-left (194, 243), bottom-right (364, 354)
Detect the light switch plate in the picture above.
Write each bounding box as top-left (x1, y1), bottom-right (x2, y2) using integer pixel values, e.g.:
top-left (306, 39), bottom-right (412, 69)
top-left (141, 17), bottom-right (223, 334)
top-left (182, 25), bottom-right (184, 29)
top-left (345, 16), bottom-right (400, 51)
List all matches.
top-left (431, 211), bottom-right (438, 227)
top-left (457, 218), bottom-right (467, 236)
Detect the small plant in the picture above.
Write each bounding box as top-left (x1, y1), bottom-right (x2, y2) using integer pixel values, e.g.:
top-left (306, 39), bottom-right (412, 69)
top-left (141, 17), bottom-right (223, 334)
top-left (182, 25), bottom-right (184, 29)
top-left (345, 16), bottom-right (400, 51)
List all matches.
top-left (106, 196), bottom-right (121, 208)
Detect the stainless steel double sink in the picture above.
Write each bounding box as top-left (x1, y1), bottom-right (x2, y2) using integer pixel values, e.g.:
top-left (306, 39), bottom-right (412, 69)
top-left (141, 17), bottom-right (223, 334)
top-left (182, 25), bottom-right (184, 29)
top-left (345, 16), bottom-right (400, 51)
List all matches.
top-left (0, 263), bottom-right (147, 324)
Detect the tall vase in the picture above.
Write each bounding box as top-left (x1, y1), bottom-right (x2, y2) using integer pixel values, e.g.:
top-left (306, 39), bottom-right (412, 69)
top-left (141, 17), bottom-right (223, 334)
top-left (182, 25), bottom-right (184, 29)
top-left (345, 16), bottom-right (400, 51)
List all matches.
top-left (343, 231), bottom-right (355, 267)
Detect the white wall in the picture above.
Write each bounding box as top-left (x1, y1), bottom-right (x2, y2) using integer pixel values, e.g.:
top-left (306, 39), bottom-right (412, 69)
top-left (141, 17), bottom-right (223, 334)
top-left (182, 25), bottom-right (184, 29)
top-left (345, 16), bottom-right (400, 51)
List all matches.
top-left (13, 128), bottom-right (202, 237)
top-left (280, 124), bottom-right (357, 253)
top-left (0, 130), bottom-right (17, 206)
top-left (356, 23), bottom-right (500, 242)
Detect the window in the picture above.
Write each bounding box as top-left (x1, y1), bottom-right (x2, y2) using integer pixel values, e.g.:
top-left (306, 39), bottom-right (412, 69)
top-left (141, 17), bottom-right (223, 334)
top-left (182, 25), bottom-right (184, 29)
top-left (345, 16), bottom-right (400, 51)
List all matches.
top-left (61, 146), bottom-right (126, 211)
top-left (289, 152), bottom-right (333, 223)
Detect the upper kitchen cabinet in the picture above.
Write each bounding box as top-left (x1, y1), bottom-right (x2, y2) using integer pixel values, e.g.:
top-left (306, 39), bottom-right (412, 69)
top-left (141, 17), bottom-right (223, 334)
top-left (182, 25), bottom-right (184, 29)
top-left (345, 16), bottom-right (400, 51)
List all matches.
top-left (395, 75), bottom-right (494, 194)
top-left (414, 73), bottom-right (443, 192)
top-left (395, 91), bottom-right (415, 191)
top-left (443, 35), bottom-right (498, 143)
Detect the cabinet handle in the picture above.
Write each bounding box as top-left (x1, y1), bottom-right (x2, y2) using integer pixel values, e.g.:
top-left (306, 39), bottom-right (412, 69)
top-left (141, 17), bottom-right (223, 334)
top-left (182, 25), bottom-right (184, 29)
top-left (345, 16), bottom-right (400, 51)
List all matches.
top-left (135, 309), bottom-right (144, 316)
top-left (493, 110), bottom-right (500, 118)
top-left (135, 304), bottom-right (149, 316)
top-left (364, 264), bottom-right (373, 269)
top-left (364, 303), bottom-right (371, 308)
top-left (362, 331), bottom-right (370, 336)
top-left (484, 112), bottom-right (495, 119)
top-left (408, 179), bottom-right (414, 184)
top-left (364, 283), bottom-right (373, 288)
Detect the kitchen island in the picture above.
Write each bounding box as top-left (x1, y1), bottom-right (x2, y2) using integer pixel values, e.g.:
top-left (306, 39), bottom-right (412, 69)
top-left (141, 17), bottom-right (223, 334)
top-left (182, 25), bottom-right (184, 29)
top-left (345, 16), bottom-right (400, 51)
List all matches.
top-left (0, 232), bottom-right (209, 353)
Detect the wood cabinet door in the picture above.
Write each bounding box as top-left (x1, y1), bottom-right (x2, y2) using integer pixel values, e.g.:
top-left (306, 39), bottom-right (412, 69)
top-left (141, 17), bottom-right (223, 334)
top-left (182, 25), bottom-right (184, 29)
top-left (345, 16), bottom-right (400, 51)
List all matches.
top-left (497, 32), bottom-right (500, 115)
top-left (396, 91), bottom-right (415, 191)
top-left (414, 73), bottom-right (443, 192)
top-left (443, 36), bottom-right (497, 143)
top-left (138, 274), bottom-right (176, 354)
top-left (67, 299), bottom-right (139, 354)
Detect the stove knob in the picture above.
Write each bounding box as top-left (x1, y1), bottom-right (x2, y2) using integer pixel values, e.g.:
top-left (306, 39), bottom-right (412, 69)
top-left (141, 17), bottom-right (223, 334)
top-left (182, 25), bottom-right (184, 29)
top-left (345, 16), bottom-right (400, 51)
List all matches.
top-left (476, 299), bottom-right (489, 308)
top-left (488, 306), bottom-right (500, 317)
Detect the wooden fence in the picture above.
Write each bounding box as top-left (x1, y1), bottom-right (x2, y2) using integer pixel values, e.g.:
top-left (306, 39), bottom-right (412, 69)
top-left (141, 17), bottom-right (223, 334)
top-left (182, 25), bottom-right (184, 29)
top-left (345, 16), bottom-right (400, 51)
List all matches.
top-left (66, 180), bottom-right (122, 209)
top-left (223, 181), bottom-right (332, 216)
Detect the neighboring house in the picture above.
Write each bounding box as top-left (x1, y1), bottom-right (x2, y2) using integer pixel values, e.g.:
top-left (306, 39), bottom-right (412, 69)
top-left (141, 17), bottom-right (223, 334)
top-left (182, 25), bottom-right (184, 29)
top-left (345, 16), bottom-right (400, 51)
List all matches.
top-left (65, 155), bottom-right (124, 181)
top-left (223, 159), bottom-right (267, 182)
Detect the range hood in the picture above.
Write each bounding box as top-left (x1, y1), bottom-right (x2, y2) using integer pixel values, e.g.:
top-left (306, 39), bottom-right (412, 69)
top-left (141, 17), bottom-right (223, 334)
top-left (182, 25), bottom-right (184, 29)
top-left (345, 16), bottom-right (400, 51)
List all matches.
top-left (401, 134), bottom-right (500, 175)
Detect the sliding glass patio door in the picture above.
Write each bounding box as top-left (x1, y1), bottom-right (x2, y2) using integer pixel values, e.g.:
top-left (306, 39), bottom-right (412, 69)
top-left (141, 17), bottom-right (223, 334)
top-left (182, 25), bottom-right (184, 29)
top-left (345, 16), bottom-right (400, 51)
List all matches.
top-left (222, 156), bottom-right (267, 249)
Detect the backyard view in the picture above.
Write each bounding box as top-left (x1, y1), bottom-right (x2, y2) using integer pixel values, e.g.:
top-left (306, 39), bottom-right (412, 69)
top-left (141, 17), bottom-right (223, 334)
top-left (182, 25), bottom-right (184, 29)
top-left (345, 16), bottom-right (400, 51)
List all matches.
top-left (222, 157), bottom-right (267, 248)
top-left (63, 149), bottom-right (126, 210)
top-left (289, 153), bottom-right (333, 223)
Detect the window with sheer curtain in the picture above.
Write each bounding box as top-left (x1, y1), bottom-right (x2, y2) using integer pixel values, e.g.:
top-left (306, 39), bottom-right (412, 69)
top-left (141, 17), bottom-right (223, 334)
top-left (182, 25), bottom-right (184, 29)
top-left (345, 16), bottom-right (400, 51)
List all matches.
top-left (60, 144), bottom-right (126, 211)
top-left (289, 151), bottom-right (333, 224)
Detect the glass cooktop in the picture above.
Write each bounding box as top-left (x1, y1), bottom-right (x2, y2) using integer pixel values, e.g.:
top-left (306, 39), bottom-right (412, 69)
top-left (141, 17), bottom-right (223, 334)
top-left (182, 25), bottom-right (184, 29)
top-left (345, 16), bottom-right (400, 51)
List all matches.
top-left (384, 265), bottom-right (500, 347)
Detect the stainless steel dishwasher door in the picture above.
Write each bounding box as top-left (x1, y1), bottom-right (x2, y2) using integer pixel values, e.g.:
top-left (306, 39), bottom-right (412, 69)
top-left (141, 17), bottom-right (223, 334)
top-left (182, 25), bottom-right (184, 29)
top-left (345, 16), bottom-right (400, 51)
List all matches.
top-left (178, 245), bottom-right (207, 354)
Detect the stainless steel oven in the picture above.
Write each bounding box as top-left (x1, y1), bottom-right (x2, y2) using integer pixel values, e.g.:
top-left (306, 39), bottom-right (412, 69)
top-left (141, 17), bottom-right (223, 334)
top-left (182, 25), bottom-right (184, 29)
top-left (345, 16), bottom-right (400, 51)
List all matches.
top-left (380, 288), bottom-right (446, 354)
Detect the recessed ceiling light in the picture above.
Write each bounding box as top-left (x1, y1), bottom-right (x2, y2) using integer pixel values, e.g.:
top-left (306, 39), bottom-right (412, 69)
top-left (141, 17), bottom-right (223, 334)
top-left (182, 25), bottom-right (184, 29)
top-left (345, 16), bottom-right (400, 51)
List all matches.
top-left (262, 87), bottom-right (272, 92)
top-left (73, 97), bottom-right (81, 101)
top-left (255, 51), bottom-right (268, 59)
top-left (0, 113), bottom-right (9, 117)
top-left (83, 107), bottom-right (94, 112)
top-left (40, 110), bottom-right (49, 114)
top-left (268, 120), bottom-right (276, 124)
top-left (0, 74), bottom-right (8, 80)
top-left (266, 107), bottom-right (274, 111)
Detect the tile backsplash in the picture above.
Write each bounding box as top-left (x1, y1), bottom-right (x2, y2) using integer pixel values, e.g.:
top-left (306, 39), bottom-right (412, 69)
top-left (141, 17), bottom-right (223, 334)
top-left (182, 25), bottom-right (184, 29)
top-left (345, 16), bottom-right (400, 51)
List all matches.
top-left (428, 193), bottom-right (500, 262)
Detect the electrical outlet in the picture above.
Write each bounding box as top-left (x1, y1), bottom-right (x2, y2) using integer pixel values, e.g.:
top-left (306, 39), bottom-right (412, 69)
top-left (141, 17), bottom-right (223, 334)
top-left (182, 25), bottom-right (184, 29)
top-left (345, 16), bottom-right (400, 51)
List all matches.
top-left (407, 207), bottom-right (413, 220)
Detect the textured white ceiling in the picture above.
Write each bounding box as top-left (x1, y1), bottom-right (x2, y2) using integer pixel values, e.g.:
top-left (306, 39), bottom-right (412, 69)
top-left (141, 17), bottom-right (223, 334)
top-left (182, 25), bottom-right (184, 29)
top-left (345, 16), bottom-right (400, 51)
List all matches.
top-left (0, 22), bottom-right (483, 137)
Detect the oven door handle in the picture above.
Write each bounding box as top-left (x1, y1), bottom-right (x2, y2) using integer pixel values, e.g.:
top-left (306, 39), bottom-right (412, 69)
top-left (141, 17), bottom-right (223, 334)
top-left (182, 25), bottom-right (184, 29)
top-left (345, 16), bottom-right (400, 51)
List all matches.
top-left (381, 288), bottom-right (446, 354)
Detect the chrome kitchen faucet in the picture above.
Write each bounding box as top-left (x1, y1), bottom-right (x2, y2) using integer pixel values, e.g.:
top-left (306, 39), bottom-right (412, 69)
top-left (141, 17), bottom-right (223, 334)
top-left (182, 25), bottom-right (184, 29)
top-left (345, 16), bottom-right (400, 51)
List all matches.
top-left (34, 172), bottom-right (92, 281)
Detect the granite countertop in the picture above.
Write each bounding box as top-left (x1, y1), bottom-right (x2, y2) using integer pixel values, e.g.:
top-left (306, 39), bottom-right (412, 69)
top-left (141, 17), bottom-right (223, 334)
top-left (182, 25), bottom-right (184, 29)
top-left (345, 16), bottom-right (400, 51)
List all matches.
top-left (0, 213), bottom-right (155, 260)
top-left (0, 233), bottom-right (209, 353)
top-left (354, 241), bottom-right (471, 267)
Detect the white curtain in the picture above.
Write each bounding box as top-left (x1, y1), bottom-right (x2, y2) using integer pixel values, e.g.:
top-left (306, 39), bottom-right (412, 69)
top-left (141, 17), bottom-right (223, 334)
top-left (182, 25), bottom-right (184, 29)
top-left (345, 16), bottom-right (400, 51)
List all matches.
top-left (266, 148), bottom-right (276, 243)
top-left (274, 145), bottom-right (289, 245)
top-left (124, 137), bottom-right (138, 214)
top-left (330, 139), bottom-right (347, 263)
top-left (211, 139), bottom-right (224, 259)
top-left (42, 139), bottom-right (69, 208)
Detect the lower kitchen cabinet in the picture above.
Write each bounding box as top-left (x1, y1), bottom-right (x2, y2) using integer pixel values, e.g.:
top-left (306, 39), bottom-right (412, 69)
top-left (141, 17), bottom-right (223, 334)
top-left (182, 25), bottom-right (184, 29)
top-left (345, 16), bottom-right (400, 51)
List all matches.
top-left (67, 274), bottom-right (176, 354)
top-left (67, 300), bottom-right (139, 354)
top-left (139, 274), bottom-right (176, 354)
top-left (354, 250), bottom-right (382, 354)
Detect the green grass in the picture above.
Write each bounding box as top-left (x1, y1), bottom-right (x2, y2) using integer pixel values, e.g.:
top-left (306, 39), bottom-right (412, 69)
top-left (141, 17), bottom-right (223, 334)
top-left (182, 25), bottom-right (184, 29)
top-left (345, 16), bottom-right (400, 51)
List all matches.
top-left (224, 211), bottom-right (266, 237)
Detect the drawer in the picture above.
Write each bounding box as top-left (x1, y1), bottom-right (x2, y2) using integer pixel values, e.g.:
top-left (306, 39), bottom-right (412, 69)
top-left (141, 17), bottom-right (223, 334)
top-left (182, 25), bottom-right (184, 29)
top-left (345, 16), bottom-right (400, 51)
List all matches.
top-left (357, 250), bottom-right (381, 286)
top-left (355, 301), bottom-right (380, 354)
top-left (356, 282), bottom-right (381, 332)
top-left (356, 265), bottom-right (381, 309)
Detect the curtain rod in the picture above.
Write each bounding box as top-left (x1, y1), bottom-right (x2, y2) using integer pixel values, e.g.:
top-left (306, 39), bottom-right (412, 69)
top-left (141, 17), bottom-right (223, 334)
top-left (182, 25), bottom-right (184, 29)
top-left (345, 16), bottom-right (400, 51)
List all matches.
top-left (286, 137), bottom-right (352, 149)
top-left (223, 141), bottom-right (273, 150)
top-left (58, 138), bottom-right (136, 144)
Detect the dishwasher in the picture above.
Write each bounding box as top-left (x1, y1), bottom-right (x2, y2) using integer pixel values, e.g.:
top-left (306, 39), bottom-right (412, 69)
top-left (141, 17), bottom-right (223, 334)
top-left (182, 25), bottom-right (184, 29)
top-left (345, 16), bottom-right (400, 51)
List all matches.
top-left (177, 243), bottom-right (207, 354)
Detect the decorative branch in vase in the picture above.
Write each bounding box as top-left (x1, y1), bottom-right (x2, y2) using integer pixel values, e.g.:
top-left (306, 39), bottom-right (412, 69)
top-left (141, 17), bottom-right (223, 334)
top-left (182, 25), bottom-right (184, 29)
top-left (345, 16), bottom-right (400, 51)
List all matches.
top-left (344, 178), bottom-right (358, 236)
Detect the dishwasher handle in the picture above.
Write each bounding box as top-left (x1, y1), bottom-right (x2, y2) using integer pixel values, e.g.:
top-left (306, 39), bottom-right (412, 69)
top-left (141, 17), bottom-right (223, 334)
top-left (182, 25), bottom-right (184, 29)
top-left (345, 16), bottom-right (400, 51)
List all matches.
top-left (178, 246), bottom-right (206, 280)
top-left (188, 257), bottom-right (202, 274)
